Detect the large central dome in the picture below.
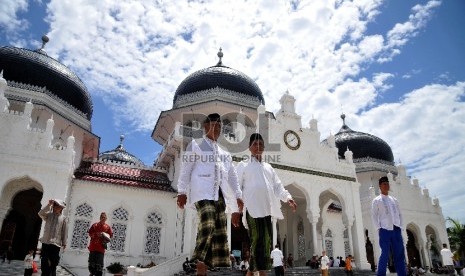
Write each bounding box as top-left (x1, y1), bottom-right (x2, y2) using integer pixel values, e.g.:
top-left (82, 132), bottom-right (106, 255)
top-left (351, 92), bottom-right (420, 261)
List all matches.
top-left (173, 49), bottom-right (265, 107)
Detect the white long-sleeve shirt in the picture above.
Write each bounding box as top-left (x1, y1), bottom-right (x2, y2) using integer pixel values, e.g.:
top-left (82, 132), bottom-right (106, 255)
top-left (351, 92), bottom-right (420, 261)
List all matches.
top-left (38, 205), bottom-right (67, 247)
top-left (371, 194), bottom-right (402, 230)
top-left (320, 255), bottom-right (330, 269)
top-left (236, 157), bottom-right (292, 219)
top-left (177, 136), bottom-right (242, 212)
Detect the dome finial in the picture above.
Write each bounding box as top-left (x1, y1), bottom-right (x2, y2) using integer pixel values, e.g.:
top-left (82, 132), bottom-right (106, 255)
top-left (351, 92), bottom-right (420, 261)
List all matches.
top-left (116, 134), bottom-right (125, 150)
top-left (341, 113), bottom-right (346, 126)
top-left (216, 47), bottom-right (223, 66)
top-left (36, 35), bottom-right (50, 54)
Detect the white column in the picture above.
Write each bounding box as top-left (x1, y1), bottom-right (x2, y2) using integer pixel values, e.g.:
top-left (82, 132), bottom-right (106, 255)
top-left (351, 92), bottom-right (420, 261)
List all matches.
top-left (350, 182), bottom-right (371, 270)
top-left (272, 217), bottom-right (278, 247)
top-left (347, 222), bottom-right (354, 255)
top-left (312, 217), bottom-right (319, 255)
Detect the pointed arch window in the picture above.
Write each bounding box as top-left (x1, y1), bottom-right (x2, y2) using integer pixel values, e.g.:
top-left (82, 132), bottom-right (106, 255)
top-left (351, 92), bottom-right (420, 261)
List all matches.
top-left (109, 207), bottom-right (129, 252)
top-left (325, 229), bottom-right (334, 257)
top-left (344, 228), bottom-right (351, 257)
top-left (144, 211), bottom-right (163, 254)
top-left (71, 203), bottom-right (93, 249)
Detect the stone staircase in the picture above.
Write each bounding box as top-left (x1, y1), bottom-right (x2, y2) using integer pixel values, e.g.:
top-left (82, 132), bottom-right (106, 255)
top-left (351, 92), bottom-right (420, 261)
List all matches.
top-left (174, 266), bottom-right (377, 276)
top-left (284, 267), bottom-right (375, 275)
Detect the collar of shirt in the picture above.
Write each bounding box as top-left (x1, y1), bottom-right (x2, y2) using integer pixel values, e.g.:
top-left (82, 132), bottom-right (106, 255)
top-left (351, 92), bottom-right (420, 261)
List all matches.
top-left (203, 135), bottom-right (218, 149)
top-left (250, 156), bottom-right (262, 163)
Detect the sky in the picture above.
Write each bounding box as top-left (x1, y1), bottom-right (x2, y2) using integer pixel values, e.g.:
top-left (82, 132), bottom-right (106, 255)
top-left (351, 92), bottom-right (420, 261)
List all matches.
top-left (1, 0), bottom-right (464, 224)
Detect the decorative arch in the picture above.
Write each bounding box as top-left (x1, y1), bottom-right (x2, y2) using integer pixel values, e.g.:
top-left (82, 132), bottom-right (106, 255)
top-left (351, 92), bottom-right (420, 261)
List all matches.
top-left (70, 202), bottom-right (94, 250)
top-left (324, 228), bottom-right (334, 257)
top-left (317, 188), bottom-right (348, 217)
top-left (0, 176), bottom-right (43, 259)
top-left (144, 208), bottom-right (164, 254)
top-left (109, 206), bottom-right (129, 252)
top-left (343, 228), bottom-right (350, 257)
top-left (425, 224), bottom-right (441, 264)
top-left (0, 176), bottom-right (43, 209)
top-left (405, 224), bottom-right (422, 268)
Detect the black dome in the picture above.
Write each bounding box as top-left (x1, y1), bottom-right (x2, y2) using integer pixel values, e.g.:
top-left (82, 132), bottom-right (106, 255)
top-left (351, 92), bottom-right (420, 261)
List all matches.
top-left (334, 115), bottom-right (394, 163)
top-left (173, 62), bottom-right (265, 105)
top-left (0, 46), bottom-right (93, 119)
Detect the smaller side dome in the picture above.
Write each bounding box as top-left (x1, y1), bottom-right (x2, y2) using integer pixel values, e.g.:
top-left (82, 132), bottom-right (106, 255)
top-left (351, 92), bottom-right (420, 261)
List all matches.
top-left (99, 135), bottom-right (144, 166)
top-left (331, 114), bottom-right (394, 163)
top-left (0, 36), bottom-right (93, 119)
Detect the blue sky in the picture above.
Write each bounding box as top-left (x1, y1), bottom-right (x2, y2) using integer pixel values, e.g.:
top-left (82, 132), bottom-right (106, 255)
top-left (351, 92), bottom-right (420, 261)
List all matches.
top-left (1, 0), bottom-right (464, 223)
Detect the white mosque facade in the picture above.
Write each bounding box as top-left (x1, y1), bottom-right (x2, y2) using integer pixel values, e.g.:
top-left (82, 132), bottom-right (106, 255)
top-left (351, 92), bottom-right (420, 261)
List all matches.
top-left (0, 42), bottom-right (448, 276)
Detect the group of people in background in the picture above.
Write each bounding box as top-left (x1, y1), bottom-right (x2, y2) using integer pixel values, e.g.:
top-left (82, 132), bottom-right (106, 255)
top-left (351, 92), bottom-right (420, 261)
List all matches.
top-left (306, 252), bottom-right (353, 276)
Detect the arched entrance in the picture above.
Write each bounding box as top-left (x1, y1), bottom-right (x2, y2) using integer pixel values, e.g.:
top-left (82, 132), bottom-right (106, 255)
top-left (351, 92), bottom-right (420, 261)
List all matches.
top-left (365, 229), bottom-right (376, 271)
top-left (426, 225), bottom-right (441, 268)
top-left (0, 188), bottom-right (43, 260)
top-left (406, 229), bottom-right (422, 268)
top-left (319, 190), bottom-right (346, 260)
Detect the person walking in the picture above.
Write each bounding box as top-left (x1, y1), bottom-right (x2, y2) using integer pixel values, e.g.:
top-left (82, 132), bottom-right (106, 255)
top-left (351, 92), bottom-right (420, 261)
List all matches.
top-left (270, 245), bottom-right (285, 276)
top-left (440, 243), bottom-right (454, 274)
top-left (237, 133), bottom-right (297, 276)
top-left (177, 113), bottom-right (244, 275)
top-left (371, 176), bottom-right (406, 276)
top-left (320, 251), bottom-right (330, 276)
top-left (345, 255), bottom-right (354, 276)
top-left (38, 199), bottom-right (67, 276)
top-left (88, 212), bottom-right (113, 276)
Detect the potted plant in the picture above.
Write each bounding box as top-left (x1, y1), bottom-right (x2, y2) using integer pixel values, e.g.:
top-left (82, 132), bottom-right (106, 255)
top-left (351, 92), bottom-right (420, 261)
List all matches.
top-left (107, 262), bottom-right (125, 275)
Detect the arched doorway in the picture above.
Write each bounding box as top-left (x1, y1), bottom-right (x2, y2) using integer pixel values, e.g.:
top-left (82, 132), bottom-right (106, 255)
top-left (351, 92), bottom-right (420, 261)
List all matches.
top-left (319, 190), bottom-right (346, 260)
top-left (365, 229), bottom-right (375, 271)
top-left (0, 188), bottom-right (43, 260)
top-left (406, 229), bottom-right (422, 268)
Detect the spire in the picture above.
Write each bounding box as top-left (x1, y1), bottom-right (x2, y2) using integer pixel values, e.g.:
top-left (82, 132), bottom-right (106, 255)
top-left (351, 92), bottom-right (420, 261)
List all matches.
top-left (216, 47), bottom-right (223, 66)
top-left (117, 134), bottom-right (125, 150)
top-left (338, 113), bottom-right (353, 133)
top-left (35, 35), bottom-right (50, 55)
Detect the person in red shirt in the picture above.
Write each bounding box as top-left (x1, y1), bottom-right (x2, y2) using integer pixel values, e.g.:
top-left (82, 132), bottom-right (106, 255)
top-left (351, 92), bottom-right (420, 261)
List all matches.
top-left (88, 212), bottom-right (113, 276)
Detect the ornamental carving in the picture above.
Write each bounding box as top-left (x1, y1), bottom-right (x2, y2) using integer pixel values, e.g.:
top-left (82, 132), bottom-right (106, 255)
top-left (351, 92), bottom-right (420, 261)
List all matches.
top-left (174, 87), bottom-right (261, 109)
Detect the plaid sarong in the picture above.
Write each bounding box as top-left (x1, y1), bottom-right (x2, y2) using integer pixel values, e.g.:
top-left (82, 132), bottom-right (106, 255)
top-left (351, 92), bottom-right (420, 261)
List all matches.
top-left (246, 211), bottom-right (272, 271)
top-left (193, 195), bottom-right (230, 268)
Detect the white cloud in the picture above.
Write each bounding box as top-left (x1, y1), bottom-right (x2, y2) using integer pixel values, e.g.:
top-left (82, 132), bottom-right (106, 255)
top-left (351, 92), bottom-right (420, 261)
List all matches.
top-left (0, 0), bottom-right (28, 33)
top-left (7, 0), bottom-right (462, 221)
top-left (355, 82), bottom-right (465, 221)
top-left (381, 0), bottom-right (442, 62)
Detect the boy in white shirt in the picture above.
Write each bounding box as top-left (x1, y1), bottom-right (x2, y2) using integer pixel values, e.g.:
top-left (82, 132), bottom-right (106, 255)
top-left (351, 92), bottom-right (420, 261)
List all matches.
top-left (371, 176), bottom-right (406, 276)
top-left (237, 133), bottom-right (297, 276)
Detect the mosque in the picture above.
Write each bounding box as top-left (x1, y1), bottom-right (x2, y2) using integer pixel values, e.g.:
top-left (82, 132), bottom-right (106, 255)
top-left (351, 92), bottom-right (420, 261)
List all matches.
top-left (0, 37), bottom-right (448, 276)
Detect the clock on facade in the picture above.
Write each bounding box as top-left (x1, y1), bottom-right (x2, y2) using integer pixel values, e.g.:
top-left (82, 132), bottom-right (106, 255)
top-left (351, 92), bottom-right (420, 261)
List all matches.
top-left (284, 130), bottom-right (301, 150)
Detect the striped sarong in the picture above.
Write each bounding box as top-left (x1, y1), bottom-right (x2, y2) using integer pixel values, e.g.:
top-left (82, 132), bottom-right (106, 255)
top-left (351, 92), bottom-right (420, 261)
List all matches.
top-left (246, 211), bottom-right (272, 271)
top-left (193, 195), bottom-right (230, 268)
